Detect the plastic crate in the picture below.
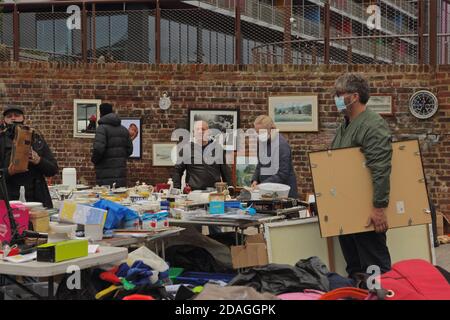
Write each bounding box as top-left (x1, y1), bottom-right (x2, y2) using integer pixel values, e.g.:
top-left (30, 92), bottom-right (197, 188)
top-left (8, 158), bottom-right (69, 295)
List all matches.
top-left (175, 272), bottom-right (236, 286)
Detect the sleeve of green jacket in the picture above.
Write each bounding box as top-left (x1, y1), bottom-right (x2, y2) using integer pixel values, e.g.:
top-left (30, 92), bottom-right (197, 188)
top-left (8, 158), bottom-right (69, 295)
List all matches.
top-left (361, 123), bottom-right (393, 208)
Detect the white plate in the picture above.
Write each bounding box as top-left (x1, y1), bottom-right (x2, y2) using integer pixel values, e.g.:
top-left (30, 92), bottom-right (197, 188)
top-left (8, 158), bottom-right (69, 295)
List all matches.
top-left (23, 202), bottom-right (44, 209)
top-left (112, 188), bottom-right (128, 193)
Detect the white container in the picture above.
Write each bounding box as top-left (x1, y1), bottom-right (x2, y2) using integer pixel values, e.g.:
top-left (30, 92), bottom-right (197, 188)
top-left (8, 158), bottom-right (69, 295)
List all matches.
top-left (258, 183), bottom-right (291, 199)
top-left (85, 224), bottom-right (103, 241)
top-left (62, 168), bottom-right (77, 190)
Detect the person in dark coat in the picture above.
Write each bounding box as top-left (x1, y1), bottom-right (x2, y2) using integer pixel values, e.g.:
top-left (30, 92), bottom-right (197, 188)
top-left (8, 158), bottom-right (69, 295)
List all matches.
top-left (91, 103), bottom-right (133, 187)
top-left (251, 115), bottom-right (299, 199)
top-left (0, 105), bottom-right (58, 208)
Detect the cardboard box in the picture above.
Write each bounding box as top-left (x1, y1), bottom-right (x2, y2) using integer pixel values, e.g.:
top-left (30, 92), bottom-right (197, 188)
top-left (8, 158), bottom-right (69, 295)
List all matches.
top-left (37, 239), bottom-right (88, 263)
top-left (231, 234), bottom-right (269, 269)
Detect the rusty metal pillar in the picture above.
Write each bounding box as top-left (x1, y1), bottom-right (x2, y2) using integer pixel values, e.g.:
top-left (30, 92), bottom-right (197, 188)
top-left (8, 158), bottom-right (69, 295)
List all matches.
top-left (92, 3), bottom-right (96, 61)
top-left (235, 0), bottom-right (242, 65)
top-left (347, 41), bottom-right (352, 64)
top-left (13, 4), bottom-right (19, 61)
top-left (283, 0), bottom-right (292, 64)
top-left (418, 0), bottom-right (424, 64)
top-left (155, 0), bottom-right (161, 64)
top-left (324, 1), bottom-right (330, 64)
top-left (429, 0), bottom-right (438, 67)
top-left (81, 2), bottom-right (87, 63)
top-left (312, 44), bottom-right (317, 64)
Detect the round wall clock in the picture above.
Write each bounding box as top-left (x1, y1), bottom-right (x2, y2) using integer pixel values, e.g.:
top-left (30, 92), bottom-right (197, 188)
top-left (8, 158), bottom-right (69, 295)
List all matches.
top-left (159, 93), bottom-right (171, 110)
top-left (409, 90), bottom-right (438, 119)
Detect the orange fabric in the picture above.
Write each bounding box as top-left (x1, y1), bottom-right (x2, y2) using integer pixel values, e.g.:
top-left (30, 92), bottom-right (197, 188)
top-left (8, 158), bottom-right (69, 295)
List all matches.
top-left (319, 287), bottom-right (369, 300)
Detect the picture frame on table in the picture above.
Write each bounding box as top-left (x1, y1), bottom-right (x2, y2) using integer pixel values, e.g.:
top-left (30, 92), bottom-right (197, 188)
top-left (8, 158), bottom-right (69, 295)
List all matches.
top-left (366, 94), bottom-right (394, 116)
top-left (188, 108), bottom-right (240, 150)
top-left (121, 118), bottom-right (142, 159)
top-left (235, 155), bottom-right (259, 188)
top-left (268, 96), bottom-right (319, 132)
top-left (152, 143), bottom-right (177, 166)
top-left (73, 99), bottom-right (101, 138)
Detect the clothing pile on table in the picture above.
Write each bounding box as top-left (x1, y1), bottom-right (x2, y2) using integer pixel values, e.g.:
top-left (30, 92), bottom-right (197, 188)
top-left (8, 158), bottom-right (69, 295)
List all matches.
top-left (86, 250), bottom-right (450, 300)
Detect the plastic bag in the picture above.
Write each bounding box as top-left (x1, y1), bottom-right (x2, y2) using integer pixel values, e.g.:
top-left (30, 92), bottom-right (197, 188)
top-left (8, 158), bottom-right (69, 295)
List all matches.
top-left (128, 246), bottom-right (170, 284)
top-left (93, 199), bottom-right (139, 230)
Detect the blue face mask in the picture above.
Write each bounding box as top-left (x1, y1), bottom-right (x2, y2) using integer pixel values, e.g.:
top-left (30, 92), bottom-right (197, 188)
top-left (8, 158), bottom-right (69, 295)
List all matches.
top-left (334, 96), bottom-right (347, 112)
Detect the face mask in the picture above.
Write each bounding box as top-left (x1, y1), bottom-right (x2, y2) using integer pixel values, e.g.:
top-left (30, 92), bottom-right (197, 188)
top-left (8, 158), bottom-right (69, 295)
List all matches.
top-left (258, 132), bottom-right (270, 142)
top-left (334, 96), bottom-right (347, 112)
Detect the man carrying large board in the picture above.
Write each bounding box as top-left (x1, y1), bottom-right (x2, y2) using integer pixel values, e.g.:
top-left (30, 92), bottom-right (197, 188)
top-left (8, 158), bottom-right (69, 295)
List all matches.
top-left (331, 73), bottom-right (392, 277)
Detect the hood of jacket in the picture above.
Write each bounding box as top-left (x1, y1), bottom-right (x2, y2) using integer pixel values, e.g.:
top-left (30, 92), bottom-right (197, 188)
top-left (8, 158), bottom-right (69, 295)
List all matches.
top-left (98, 113), bottom-right (121, 126)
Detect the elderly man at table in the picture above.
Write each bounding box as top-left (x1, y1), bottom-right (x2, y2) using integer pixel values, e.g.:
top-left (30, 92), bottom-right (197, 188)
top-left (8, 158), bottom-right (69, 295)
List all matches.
top-left (172, 120), bottom-right (232, 192)
top-left (251, 115), bottom-right (298, 199)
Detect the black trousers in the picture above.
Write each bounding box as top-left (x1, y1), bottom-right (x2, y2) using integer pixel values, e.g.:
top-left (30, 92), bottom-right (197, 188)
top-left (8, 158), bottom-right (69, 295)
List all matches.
top-left (339, 231), bottom-right (392, 277)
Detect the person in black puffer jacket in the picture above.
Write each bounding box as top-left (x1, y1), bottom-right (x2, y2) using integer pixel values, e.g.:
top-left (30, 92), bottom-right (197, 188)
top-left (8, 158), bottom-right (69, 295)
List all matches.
top-left (91, 103), bottom-right (133, 187)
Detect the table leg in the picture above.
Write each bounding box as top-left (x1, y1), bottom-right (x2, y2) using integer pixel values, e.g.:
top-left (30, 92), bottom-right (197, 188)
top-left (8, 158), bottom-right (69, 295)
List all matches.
top-left (0, 274), bottom-right (5, 300)
top-left (48, 277), bottom-right (54, 300)
top-left (235, 227), bottom-right (239, 246)
top-left (161, 240), bottom-right (166, 261)
top-left (155, 241), bottom-right (159, 256)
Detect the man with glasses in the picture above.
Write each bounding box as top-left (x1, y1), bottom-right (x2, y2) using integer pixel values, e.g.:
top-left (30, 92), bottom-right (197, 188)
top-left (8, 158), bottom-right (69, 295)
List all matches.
top-left (332, 73), bottom-right (393, 278)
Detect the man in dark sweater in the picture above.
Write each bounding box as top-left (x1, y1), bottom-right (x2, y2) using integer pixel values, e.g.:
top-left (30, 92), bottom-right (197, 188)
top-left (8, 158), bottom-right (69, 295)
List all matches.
top-left (172, 120), bottom-right (232, 191)
top-left (91, 103), bottom-right (133, 187)
top-left (251, 115), bottom-right (299, 199)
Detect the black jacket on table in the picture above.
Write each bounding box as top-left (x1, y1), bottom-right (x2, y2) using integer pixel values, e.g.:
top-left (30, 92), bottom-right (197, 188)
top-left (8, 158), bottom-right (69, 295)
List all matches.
top-left (172, 140), bottom-right (232, 190)
top-left (0, 127), bottom-right (58, 209)
top-left (91, 113), bottom-right (133, 187)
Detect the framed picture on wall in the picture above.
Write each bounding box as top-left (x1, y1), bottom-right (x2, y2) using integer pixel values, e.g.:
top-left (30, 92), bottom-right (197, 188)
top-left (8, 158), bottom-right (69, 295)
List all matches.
top-left (153, 143), bottom-right (177, 166)
top-left (366, 94), bottom-right (394, 116)
top-left (121, 118), bottom-right (142, 159)
top-left (268, 96), bottom-right (319, 132)
top-left (188, 108), bottom-right (240, 150)
top-left (73, 99), bottom-right (101, 138)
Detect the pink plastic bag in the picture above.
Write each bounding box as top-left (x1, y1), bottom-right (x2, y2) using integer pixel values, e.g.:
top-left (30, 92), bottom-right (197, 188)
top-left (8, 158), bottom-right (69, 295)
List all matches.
top-left (0, 201), bottom-right (29, 243)
top-left (278, 290), bottom-right (325, 300)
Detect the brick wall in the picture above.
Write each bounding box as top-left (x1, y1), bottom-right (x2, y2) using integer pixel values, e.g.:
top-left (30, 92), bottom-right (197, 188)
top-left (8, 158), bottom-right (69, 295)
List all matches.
top-left (0, 62), bottom-right (448, 217)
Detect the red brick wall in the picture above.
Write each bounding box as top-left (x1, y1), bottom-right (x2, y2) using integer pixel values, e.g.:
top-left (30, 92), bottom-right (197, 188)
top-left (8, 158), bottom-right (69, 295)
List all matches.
top-left (0, 62), bottom-right (448, 217)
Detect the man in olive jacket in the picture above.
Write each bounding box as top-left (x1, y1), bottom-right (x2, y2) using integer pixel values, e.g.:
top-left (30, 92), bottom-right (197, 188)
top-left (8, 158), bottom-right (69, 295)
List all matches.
top-left (92, 103), bottom-right (133, 187)
top-left (331, 73), bottom-right (392, 277)
top-left (0, 105), bottom-right (58, 208)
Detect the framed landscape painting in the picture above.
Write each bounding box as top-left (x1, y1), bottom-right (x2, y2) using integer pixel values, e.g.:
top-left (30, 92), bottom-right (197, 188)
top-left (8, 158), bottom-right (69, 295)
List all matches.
top-left (269, 96), bottom-right (319, 132)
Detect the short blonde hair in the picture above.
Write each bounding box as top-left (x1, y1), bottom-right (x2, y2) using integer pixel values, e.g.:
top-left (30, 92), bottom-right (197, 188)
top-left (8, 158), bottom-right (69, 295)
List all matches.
top-left (254, 115), bottom-right (276, 130)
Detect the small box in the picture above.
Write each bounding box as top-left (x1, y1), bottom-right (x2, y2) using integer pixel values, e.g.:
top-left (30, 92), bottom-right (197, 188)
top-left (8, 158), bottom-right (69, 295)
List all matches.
top-left (209, 201), bottom-right (225, 215)
top-left (231, 234), bottom-right (269, 269)
top-left (37, 239), bottom-right (88, 263)
top-left (30, 211), bottom-right (50, 233)
top-left (142, 211), bottom-right (169, 231)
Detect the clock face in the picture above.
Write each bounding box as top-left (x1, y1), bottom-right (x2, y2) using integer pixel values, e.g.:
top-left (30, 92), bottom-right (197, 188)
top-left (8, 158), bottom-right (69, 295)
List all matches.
top-left (159, 96), bottom-right (171, 110)
top-left (409, 90), bottom-right (438, 119)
